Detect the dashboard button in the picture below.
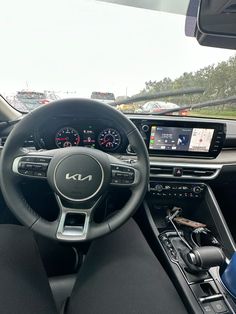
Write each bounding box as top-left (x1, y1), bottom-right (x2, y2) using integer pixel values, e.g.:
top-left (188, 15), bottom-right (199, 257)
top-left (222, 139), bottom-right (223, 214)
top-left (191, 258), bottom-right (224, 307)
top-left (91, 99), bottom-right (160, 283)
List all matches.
top-left (155, 184), bottom-right (163, 192)
top-left (173, 168), bottom-right (183, 177)
top-left (142, 125), bottom-right (149, 132)
top-left (193, 186), bottom-right (202, 194)
top-left (210, 300), bottom-right (227, 313)
top-left (202, 304), bottom-right (214, 314)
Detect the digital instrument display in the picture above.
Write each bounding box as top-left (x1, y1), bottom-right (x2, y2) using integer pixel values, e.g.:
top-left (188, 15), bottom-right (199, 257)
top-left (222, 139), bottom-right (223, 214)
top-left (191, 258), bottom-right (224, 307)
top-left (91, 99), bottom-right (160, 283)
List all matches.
top-left (83, 129), bottom-right (95, 148)
top-left (149, 126), bottom-right (215, 152)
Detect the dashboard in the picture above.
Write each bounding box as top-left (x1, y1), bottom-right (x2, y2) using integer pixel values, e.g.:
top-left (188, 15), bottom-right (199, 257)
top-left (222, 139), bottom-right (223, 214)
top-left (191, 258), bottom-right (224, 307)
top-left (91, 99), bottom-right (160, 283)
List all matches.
top-left (1, 112), bottom-right (236, 183)
top-left (32, 115), bottom-right (226, 160)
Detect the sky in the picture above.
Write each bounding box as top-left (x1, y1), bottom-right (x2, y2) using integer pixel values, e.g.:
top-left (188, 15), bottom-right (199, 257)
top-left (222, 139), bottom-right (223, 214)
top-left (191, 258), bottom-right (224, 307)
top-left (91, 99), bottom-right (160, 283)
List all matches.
top-left (0, 0), bottom-right (234, 98)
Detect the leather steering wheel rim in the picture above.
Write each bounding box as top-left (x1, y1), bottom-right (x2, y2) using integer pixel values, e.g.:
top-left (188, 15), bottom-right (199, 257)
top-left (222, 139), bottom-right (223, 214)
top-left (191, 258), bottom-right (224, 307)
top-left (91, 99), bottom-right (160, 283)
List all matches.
top-left (0, 99), bottom-right (149, 241)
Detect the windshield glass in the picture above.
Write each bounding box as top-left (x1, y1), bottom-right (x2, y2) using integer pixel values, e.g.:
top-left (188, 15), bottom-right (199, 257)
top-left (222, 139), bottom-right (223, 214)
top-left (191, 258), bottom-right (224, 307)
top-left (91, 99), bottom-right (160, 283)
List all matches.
top-left (1, 0), bottom-right (236, 119)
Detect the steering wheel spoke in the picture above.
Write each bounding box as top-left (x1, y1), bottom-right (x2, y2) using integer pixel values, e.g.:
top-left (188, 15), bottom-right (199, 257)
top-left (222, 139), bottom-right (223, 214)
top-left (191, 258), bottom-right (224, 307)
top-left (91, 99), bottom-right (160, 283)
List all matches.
top-left (54, 194), bottom-right (101, 241)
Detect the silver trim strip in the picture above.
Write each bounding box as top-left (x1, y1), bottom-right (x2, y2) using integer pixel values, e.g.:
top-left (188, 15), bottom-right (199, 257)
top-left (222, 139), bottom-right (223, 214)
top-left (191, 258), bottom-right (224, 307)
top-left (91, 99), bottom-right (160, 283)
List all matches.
top-left (199, 294), bottom-right (223, 303)
top-left (207, 186), bottom-right (236, 252)
top-left (55, 194), bottom-right (101, 241)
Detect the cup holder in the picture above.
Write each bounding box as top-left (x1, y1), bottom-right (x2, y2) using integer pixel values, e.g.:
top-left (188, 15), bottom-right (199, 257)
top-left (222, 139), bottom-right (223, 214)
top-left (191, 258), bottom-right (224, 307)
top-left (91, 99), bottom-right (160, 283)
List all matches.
top-left (190, 227), bottom-right (221, 247)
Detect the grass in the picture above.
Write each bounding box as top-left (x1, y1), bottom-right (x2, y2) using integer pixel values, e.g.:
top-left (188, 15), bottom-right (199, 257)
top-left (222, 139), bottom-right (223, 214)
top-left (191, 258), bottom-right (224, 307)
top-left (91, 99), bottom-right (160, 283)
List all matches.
top-left (190, 109), bottom-right (236, 120)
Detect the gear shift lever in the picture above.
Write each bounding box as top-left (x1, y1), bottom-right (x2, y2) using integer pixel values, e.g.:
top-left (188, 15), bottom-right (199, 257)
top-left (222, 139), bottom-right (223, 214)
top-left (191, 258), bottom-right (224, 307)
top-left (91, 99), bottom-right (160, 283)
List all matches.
top-left (185, 246), bottom-right (225, 273)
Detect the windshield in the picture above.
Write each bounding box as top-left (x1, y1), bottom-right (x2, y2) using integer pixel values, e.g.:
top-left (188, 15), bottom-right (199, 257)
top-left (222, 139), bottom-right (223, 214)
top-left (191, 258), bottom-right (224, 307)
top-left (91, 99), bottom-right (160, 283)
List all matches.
top-left (1, 0), bottom-right (236, 119)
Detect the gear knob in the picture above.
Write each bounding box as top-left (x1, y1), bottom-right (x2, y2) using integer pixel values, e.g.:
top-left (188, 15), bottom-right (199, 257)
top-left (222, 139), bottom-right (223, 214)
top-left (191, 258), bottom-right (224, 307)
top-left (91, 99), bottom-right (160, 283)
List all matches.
top-left (187, 246), bottom-right (225, 270)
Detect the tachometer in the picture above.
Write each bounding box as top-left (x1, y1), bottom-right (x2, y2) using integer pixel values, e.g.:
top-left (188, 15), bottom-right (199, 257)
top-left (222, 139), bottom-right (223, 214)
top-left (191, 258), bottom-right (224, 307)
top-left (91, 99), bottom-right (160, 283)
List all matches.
top-left (98, 128), bottom-right (121, 151)
top-left (55, 127), bottom-right (80, 148)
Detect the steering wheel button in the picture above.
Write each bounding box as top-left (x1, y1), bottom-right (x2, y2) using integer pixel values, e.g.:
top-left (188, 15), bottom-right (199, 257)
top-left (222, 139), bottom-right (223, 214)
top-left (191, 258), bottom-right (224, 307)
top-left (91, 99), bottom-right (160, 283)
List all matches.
top-left (123, 179), bottom-right (131, 184)
top-left (33, 164), bottom-right (42, 170)
top-left (25, 163), bottom-right (34, 169)
top-left (36, 157), bottom-right (50, 163)
top-left (41, 164), bottom-right (48, 171)
top-left (112, 179), bottom-right (120, 184)
top-left (116, 172), bottom-right (124, 178)
top-left (34, 171), bottom-right (46, 177)
top-left (18, 162), bottom-right (26, 170)
top-left (126, 168), bottom-right (133, 173)
top-left (21, 157), bottom-right (35, 162)
top-left (122, 173), bottom-right (130, 178)
top-left (21, 170), bottom-right (33, 176)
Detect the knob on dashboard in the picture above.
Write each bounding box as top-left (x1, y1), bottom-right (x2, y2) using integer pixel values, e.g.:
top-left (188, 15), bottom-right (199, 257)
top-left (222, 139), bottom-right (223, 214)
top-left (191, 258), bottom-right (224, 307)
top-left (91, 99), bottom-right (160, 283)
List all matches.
top-left (193, 186), bottom-right (202, 194)
top-left (155, 184), bottom-right (163, 192)
top-left (142, 125), bottom-right (149, 132)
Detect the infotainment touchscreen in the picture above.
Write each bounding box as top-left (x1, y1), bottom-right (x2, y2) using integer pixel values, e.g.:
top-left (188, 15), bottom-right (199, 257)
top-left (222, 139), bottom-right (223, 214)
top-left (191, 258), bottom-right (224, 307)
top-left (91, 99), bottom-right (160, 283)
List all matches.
top-left (149, 126), bottom-right (215, 152)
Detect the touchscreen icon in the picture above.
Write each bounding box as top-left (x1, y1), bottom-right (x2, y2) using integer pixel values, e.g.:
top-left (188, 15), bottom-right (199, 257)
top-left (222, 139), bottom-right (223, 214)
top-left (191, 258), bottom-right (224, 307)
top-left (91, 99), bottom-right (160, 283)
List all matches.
top-left (177, 135), bottom-right (189, 146)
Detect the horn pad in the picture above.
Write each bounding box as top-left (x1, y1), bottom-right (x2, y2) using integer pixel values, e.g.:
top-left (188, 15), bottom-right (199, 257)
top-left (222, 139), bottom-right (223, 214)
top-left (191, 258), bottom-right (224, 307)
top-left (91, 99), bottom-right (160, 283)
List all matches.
top-left (52, 153), bottom-right (104, 201)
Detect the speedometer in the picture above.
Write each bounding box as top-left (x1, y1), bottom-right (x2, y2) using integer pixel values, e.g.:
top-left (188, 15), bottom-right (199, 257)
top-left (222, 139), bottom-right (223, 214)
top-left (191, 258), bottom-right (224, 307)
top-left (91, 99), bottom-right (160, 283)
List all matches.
top-left (55, 127), bottom-right (80, 148)
top-left (98, 128), bottom-right (121, 151)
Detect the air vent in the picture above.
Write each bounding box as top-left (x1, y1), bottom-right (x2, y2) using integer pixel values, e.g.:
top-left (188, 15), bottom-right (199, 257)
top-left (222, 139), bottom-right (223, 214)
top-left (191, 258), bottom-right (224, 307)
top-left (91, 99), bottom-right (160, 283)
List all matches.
top-left (150, 166), bottom-right (173, 176)
top-left (0, 135), bottom-right (35, 148)
top-left (150, 163), bottom-right (221, 180)
top-left (182, 168), bottom-right (216, 177)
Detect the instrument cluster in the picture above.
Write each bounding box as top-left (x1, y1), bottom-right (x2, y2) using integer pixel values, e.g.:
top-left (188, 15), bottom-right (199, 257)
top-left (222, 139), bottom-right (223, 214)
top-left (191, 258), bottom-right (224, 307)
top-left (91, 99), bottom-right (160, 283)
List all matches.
top-left (36, 118), bottom-right (127, 153)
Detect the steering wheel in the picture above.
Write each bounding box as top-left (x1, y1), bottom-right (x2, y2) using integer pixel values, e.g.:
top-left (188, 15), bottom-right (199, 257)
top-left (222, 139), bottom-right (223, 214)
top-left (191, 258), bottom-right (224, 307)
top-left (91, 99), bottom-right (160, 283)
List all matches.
top-left (0, 99), bottom-right (149, 241)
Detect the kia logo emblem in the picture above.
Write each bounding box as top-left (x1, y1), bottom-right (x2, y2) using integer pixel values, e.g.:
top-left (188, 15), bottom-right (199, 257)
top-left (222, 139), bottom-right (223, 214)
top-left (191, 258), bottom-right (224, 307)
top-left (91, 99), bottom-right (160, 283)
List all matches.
top-left (65, 173), bottom-right (93, 181)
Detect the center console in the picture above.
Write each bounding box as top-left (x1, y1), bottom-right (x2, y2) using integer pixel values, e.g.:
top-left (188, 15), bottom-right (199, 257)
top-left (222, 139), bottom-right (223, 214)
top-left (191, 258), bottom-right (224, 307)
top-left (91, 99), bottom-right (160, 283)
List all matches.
top-left (144, 183), bottom-right (236, 314)
top-left (129, 116), bottom-right (236, 312)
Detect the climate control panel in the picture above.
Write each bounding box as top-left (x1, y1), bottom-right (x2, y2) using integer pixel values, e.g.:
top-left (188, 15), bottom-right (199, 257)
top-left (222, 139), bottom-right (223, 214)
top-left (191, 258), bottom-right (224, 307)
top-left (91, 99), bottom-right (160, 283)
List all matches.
top-left (149, 182), bottom-right (206, 199)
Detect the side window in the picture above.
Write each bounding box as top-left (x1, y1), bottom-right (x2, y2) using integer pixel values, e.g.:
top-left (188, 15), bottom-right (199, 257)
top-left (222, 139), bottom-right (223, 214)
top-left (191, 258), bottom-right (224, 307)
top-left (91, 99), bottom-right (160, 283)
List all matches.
top-left (150, 104), bottom-right (156, 110)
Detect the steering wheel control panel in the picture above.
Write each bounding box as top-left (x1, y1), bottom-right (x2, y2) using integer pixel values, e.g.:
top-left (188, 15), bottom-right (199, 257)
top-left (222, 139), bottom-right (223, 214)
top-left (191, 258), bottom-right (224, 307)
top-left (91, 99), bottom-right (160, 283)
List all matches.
top-left (111, 165), bottom-right (136, 185)
top-left (149, 182), bottom-right (206, 199)
top-left (13, 156), bottom-right (51, 178)
top-left (132, 119), bottom-right (226, 158)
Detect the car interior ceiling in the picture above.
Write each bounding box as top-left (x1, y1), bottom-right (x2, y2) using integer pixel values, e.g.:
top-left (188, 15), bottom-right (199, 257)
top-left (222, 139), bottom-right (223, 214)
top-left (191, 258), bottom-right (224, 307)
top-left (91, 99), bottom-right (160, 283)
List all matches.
top-left (1, 1), bottom-right (236, 314)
